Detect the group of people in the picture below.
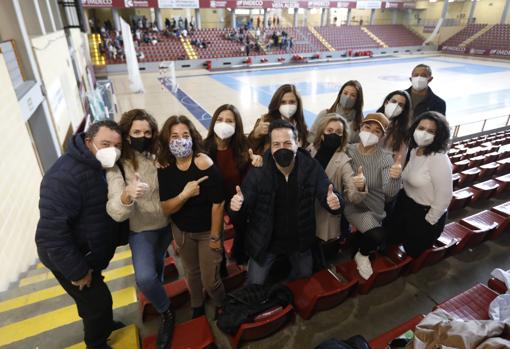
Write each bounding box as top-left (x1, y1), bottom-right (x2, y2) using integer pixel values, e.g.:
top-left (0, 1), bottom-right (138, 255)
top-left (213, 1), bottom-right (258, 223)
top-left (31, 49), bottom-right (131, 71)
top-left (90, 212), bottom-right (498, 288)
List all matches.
top-left (265, 30), bottom-right (295, 52)
top-left (35, 63), bottom-right (451, 349)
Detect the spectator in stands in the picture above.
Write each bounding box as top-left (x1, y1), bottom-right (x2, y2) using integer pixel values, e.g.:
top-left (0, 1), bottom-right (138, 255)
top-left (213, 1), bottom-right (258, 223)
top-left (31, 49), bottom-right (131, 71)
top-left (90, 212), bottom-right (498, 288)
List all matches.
top-left (229, 120), bottom-right (343, 285)
top-left (310, 80), bottom-right (364, 144)
top-left (249, 84), bottom-right (309, 154)
top-left (105, 110), bottom-right (174, 349)
top-left (376, 90), bottom-right (412, 161)
top-left (344, 113), bottom-right (401, 280)
top-left (204, 104), bottom-right (263, 202)
top-left (406, 64), bottom-right (446, 121)
top-left (165, 18), bottom-right (171, 29)
top-left (384, 111), bottom-right (452, 258)
top-left (308, 114), bottom-right (367, 243)
top-left (158, 115), bottom-right (225, 319)
top-left (35, 121), bottom-right (123, 349)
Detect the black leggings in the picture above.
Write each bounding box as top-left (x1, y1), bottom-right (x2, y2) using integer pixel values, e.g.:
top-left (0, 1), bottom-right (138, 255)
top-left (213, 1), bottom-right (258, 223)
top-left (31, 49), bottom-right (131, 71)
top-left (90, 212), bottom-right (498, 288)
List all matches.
top-left (385, 190), bottom-right (447, 258)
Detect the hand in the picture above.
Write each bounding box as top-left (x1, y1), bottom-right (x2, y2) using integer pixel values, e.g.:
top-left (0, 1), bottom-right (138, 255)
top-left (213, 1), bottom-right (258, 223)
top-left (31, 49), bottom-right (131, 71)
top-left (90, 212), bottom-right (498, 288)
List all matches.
top-left (230, 185), bottom-right (244, 212)
top-left (125, 173), bottom-right (149, 201)
top-left (389, 154), bottom-right (402, 179)
top-left (254, 121), bottom-right (270, 138)
top-left (180, 176), bottom-right (208, 200)
top-left (71, 270), bottom-right (92, 291)
top-left (326, 184), bottom-right (341, 210)
top-left (249, 149), bottom-right (263, 167)
top-left (352, 166), bottom-right (366, 191)
top-left (209, 238), bottom-right (222, 251)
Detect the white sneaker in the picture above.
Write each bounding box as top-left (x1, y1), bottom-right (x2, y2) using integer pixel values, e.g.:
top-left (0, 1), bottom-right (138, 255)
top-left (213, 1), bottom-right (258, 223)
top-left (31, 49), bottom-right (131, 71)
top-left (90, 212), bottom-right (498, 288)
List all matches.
top-left (355, 252), bottom-right (374, 280)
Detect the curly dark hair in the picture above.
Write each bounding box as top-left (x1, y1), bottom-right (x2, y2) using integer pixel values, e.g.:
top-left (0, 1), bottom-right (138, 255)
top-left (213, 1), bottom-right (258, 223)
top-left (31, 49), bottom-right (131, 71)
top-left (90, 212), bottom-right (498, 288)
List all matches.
top-left (264, 84), bottom-right (308, 147)
top-left (204, 104), bottom-right (249, 170)
top-left (118, 109), bottom-right (159, 170)
top-left (407, 111), bottom-right (450, 156)
top-left (376, 90), bottom-right (411, 153)
top-left (327, 80), bottom-right (364, 132)
top-left (157, 115), bottom-right (204, 166)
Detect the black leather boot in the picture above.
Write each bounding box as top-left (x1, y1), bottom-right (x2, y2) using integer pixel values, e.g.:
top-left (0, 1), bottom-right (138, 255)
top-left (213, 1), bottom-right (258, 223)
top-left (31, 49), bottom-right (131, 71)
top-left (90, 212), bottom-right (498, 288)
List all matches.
top-left (157, 308), bottom-right (175, 349)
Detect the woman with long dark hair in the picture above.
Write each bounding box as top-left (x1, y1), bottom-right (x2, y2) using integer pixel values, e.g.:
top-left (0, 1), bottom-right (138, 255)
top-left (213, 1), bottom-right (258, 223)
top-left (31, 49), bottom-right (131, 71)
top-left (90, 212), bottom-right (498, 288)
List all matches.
top-left (384, 111), bottom-right (452, 258)
top-left (204, 104), bottom-right (262, 200)
top-left (249, 84), bottom-right (309, 154)
top-left (105, 109), bottom-right (174, 349)
top-left (158, 115), bottom-right (225, 319)
top-left (310, 80), bottom-right (364, 144)
top-left (376, 90), bottom-right (411, 161)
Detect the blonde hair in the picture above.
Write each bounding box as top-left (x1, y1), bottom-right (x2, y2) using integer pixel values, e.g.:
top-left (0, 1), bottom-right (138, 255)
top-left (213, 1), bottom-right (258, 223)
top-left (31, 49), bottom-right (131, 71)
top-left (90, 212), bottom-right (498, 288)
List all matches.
top-left (312, 113), bottom-right (348, 152)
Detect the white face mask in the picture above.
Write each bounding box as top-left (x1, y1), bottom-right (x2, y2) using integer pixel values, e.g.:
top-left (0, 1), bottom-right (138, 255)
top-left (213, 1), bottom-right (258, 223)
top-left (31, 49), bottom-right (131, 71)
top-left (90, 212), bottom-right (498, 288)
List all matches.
top-left (94, 144), bottom-right (121, 168)
top-left (384, 102), bottom-right (403, 119)
top-left (359, 131), bottom-right (380, 148)
top-left (413, 129), bottom-right (435, 147)
top-left (411, 76), bottom-right (429, 91)
top-left (213, 122), bottom-right (235, 140)
top-left (279, 104), bottom-right (297, 118)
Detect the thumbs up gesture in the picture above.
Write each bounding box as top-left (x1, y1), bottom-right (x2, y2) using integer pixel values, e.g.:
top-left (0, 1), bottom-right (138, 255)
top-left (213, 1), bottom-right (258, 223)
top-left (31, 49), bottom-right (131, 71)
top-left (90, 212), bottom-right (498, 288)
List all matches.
top-left (353, 166), bottom-right (366, 191)
top-left (254, 120), bottom-right (270, 138)
top-left (230, 185), bottom-right (244, 212)
top-left (326, 184), bottom-right (341, 210)
top-left (249, 148), bottom-right (263, 168)
top-left (125, 172), bottom-right (149, 200)
top-left (389, 154), bottom-right (402, 179)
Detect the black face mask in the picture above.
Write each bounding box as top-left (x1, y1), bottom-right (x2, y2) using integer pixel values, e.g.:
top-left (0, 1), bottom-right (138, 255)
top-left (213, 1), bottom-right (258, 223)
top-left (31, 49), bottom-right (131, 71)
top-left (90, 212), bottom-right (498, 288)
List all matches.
top-left (273, 148), bottom-right (295, 167)
top-left (322, 133), bottom-right (342, 150)
top-left (130, 136), bottom-right (151, 153)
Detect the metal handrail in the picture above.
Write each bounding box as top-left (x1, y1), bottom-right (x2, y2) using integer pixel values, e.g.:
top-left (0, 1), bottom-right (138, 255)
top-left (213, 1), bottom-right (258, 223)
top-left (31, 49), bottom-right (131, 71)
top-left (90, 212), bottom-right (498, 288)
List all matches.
top-left (450, 114), bottom-right (510, 139)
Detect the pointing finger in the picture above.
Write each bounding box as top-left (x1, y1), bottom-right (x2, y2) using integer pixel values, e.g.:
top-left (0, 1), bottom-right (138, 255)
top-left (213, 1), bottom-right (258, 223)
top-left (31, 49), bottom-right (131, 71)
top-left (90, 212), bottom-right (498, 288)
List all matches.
top-left (196, 176), bottom-right (209, 184)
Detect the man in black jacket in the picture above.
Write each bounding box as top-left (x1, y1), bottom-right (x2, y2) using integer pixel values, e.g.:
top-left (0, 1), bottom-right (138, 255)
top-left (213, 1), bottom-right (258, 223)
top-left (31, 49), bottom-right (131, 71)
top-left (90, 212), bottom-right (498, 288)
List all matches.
top-left (406, 64), bottom-right (446, 121)
top-left (229, 120), bottom-right (343, 285)
top-left (35, 120), bottom-right (122, 349)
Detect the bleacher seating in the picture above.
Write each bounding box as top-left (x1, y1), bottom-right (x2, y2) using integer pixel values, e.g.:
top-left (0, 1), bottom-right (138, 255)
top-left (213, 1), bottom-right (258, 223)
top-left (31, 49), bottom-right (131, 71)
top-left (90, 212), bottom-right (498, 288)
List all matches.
top-left (441, 24), bottom-right (487, 47)
top-left (259, 27), bottom-right (327, 54)
top-left (192, 28), bottom-right (248, 59)
top-left (315, 26), bottom-right (380, 51)
top-left (470, 24), bottom-right (510, 51)
top-left (365, 25), bottom-right (423, 47)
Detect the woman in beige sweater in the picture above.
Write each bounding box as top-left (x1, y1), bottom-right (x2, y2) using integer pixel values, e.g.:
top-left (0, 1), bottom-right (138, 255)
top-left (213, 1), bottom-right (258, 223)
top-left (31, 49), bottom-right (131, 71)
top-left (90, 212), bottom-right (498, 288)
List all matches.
top-left (105, 109), bottom-right (174, 349)
top-left (308, 114), bottom-right (367, 242)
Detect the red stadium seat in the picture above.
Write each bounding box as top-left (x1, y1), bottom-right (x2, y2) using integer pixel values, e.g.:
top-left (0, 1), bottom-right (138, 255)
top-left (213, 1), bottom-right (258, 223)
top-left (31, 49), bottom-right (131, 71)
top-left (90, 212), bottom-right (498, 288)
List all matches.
top-left (435, 283), bottom-right (498, 320)
top-left (164, 256), bottom-right (178, 281)
top-left (287, 268), bottom-right (358, 320)
top-left (460, 210), bottom-right (507, 240)
top-left (471, 179), bottom-right (500, 202)
top-left (406, 235), bottom-right (458, 274)
top-left (488, 277), bottom-right (508, 294)
top-left (448, 188), bottom-right (474, 211)
top-left (139, 279), bottom-right (190, 321)
top-left (441, 222), bottom-right (491, 255)
top-left (227, 304), bottom-right (294, 349)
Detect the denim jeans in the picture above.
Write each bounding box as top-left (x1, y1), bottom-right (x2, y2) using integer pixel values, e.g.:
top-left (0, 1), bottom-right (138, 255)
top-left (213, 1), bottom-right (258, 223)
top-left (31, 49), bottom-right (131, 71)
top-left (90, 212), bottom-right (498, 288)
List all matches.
top-left (247, 249), bottom-right (313, 285)
top-left (129, 227), bottom-right (171, 313)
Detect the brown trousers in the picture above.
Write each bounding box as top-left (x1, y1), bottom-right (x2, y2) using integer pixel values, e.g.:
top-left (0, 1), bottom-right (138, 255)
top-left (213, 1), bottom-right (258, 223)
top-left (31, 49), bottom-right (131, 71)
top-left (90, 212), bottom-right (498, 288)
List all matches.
top-left (173, 226), bottom-right (225, 308)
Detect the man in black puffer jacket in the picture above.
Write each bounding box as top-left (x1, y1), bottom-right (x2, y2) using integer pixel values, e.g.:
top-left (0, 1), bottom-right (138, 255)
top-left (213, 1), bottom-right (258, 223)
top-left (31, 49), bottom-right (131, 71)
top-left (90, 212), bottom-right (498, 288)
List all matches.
top-left (229, 120), bottom-right (343, 285)
top-left (35, 120), bottom-right (122, 349)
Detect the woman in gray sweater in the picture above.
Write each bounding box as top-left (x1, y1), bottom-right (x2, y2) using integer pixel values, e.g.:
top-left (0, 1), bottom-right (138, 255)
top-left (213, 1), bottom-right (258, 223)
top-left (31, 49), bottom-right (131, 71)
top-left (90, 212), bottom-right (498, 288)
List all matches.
top-left (106, 109), bottom-right (173, 349)
top-left (344, 113), bottom-right (402, 281)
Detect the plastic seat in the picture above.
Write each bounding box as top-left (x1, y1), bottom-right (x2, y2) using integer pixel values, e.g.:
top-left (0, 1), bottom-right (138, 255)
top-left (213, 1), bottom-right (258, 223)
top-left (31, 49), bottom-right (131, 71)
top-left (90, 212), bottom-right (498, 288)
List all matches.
top-left (470, 179), bottom-right (500, 203)
top-left (139, 278), bottom-right (190, 321)
top-left (228, 304), bottom-right (294, 349)
top-left (368, 315), bottom-right (425, 349)
top-left (495, 173), bottom-right (510, 193)
top-left (441, 222), bottom-right (490, 255)
top-left (406, 235), bottom-right (458, 274)
top-left (287, 268), bottom-right (358, 320)
top-left (435, 283), bottom-right (498, 320)
top-left (468, 155), bottom-right (485, 168)
top-left (487, 277), bottom-right (508, 294)
top-left (490, 201), bottom-right (510, 218)
top-left (452, 173), bottom-right (461, 188)
top-left (460, 209), bottom-right (507, 240)
top-left (448, 188), bottom-right (473, 211)
top-left (336, 245), bottom-right (412, 295)
top-left (478, 162), bottom-right (500, 181)
top-left (142, 315), bottom-right (215, 349)
top-left (458, 168), bottom-right (481, 188)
